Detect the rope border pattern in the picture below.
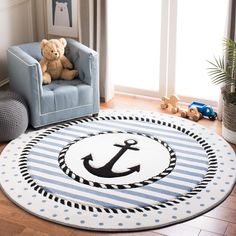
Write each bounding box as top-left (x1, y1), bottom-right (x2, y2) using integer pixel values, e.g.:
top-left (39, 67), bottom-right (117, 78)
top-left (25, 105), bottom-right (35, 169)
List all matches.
top-left (19, 114), bottom-right (217, 214)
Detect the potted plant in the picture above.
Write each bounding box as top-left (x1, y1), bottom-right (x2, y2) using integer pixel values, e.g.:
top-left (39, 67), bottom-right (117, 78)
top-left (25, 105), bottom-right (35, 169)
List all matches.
top-left (208, 38), bottom-right (236, 144)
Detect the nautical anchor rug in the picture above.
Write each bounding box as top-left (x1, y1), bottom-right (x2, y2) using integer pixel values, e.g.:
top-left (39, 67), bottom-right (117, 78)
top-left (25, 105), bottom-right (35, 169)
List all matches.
top-left (0, 110), bottom-right (235, 231)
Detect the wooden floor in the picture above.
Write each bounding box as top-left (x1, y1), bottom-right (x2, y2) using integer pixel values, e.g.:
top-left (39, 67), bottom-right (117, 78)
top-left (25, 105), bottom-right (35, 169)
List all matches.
top-left (0, 94), bottom-right (236, 236)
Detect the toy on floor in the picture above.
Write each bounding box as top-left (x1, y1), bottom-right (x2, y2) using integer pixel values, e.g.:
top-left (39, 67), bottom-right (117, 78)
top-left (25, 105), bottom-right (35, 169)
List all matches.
top-left (180, 102), bottom-right (217, 121)
top-left (180, 106), bottom-right (202, 122)
top-left (160, 95), bottom-right (180, 114)
top-left (188, 102), bottom-right (217, 120)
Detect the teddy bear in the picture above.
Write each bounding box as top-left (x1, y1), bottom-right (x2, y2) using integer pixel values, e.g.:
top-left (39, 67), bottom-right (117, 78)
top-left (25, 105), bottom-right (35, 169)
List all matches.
top-left (39, 38), bottom-right (79, 84)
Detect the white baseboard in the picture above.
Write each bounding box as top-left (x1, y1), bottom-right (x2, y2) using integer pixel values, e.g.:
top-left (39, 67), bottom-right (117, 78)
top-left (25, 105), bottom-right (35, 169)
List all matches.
top-left (0, 78), bottom-right (9, 87)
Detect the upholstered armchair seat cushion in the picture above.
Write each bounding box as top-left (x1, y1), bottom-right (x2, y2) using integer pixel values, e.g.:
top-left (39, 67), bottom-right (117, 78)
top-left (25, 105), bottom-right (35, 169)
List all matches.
top-left (41, 79), bottom-right (93, 114)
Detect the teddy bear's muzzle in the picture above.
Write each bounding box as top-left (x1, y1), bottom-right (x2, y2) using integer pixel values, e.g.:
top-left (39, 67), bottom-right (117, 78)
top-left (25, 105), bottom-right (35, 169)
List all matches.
top-left (52, 52), bottom-right (60, 59)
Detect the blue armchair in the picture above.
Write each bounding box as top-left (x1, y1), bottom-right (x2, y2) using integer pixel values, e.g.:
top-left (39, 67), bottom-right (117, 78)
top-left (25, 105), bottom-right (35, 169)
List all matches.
top-left (7, 39), bottom-right (99, 128)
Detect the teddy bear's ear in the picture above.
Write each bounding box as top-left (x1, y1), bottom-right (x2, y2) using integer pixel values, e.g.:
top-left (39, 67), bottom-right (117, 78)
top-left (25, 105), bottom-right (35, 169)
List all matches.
top-left (59, 38), bottom-right (67, 47)
top-left (40, 39), bottom-right (48, 48)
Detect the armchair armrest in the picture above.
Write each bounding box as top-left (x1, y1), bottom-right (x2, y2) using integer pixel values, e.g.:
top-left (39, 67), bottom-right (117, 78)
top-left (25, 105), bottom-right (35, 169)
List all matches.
top-left (7, 46), bottom-right (43, 86)
top-left (66, 39), bottom-right (99, 87)
top-left (7, 46), bottom-right (43, 124)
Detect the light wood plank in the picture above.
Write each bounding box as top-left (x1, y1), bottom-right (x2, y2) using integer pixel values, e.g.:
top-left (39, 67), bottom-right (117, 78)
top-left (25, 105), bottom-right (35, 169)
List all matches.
top-left (154, 223), bottom-right (200, 236)
top-left (0, 218), bottom-right (25, 236)
top-left (221, 196), bottom-right (236, 211)
top-left (185, 216), bottom-right (228, 234)
top-left (199, 230), bottom-right (223, 236)
top-left (206, 207), bottom-right (236, 224)
top-left (224, 223), bottom-right (236, 236)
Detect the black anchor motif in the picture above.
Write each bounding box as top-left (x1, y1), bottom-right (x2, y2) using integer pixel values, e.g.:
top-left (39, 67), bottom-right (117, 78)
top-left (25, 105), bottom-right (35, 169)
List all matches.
top-left (81, 139), bottom-right (141, 178)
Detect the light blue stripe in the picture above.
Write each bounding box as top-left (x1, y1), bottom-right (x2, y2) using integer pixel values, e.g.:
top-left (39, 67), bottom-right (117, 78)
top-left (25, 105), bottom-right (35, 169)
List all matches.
top-left (166, 141), bottom-right (203, 151)
top-left (45, 186), bottom-right (121, 208)
top-left (155, 180), bottom-right (192, 191)
top-left (34, 145), bottom-right (60, 153)
top-left (28, 154), bottom-right (200, 186)
top-left (165, 175), bottom-right (199, 184)
top-left (27, 154), bottom-right (201, 189)
top-left (177, 156), bottom-right (208, 164)
top-left (29, 166), bottom-right (68, 179)
top-left (31, 174), bottom-right (150, 207)
top-left (143, 185), bottom-right (181, 197)
top-left (95, 120), bottom-right (197, 143)
top-left (27, 154), bottom-right (199, 197)
top-left (46, 135), bottom-right (72, 143)
top-left (174, 148), bottom-right (206, 158)
top-left (177, 162), bottom-right (208, 171)
top-left (173, 169), bottom-right (205, 178)
top-left (88, 121), bottom-right (203, 153)
top-left (29, 151), bottom-right (57, 160)
top-left (48, 121), bottom-right (208, 162)
top-left (104, 120), bottom-right (185, 136)
top-left (56, 131), bottom-right (80, 138)
top-left (88, 120), bottom-right (207, 159)
top-left (28, 158), bottom-right (59, 169)
top-left (40, 140), bottom-right (65, 148)
top-left (64, 126), bottom-right (95, 134)
top-left (66, 122), bottom-right (107, 134)
top-left (118, 189), bottom-right (167, 203)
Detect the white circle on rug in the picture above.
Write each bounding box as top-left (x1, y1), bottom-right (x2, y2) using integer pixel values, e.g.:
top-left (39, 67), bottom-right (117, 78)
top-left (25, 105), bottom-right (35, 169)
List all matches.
top-left (63, 132), bottom-right (172, 185)
top-left (0, 109), bottom-right (235, 232)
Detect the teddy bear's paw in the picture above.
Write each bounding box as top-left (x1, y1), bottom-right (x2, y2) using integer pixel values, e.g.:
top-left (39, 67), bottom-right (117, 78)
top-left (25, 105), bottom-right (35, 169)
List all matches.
top-left (61, 69), bottom-right (79, 80)
top-left (64, 61), bottom-right (73, 69)
top-left (42, 74), bottom-right (52, 84)
top-left (73, 70), bottom-right (79, 77)
top-left (69, 70), bottom-right (79, 80)
top-left (43, 79), bottom-right (51, 85)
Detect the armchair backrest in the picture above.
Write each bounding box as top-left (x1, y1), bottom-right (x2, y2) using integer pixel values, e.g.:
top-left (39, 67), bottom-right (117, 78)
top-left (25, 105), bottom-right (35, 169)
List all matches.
top-left (18, 42), bottom-right (42, 61)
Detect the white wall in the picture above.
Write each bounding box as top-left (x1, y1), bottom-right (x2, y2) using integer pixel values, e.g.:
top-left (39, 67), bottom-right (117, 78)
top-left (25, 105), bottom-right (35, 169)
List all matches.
top-left (0, 0), bottom-right (36, 85)
top-left (35, 0), bottom-right (47, 41)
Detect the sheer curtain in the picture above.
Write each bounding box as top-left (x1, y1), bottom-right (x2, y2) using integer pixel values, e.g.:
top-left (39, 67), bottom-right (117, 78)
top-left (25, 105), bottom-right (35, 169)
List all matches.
top-left (78, 0), bottom-right (113, 102)
top-left (218, 0), bottom-right (236, 120)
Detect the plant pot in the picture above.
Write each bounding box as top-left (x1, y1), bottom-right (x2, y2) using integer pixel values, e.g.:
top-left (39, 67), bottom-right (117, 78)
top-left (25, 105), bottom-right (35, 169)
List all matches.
top-left (222, 100), bottom-right (236, 144)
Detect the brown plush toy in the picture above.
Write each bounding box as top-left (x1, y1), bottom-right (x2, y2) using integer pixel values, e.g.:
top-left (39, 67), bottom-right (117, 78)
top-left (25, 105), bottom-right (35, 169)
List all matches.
top-left (39, 38), bottom-right (79, 84)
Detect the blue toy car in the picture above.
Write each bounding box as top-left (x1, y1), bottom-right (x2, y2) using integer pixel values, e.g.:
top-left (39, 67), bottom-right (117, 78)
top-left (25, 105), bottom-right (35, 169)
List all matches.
top-left (189, 102), bottom-right (217, 121)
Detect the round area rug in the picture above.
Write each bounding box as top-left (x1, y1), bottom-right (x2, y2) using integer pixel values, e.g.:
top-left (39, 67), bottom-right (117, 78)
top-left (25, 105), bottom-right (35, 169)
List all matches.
top-left (0, 110), bottom-right (235, 231)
